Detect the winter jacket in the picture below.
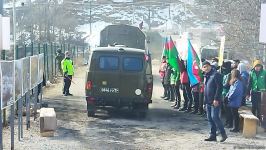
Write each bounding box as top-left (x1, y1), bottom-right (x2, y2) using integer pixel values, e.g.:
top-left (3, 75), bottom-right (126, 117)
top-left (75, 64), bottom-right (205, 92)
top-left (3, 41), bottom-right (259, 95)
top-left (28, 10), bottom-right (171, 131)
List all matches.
top-left (61, 58), bottom-right (74, 76)
top-left (170, 68), bottom-right (179, 85)
top-left (159, 61), bottom-right (167, 80)
top-left (247, 69), bottom-right (266, 93)
top-left (180, 71), bottom-right (189, 84)
top-left (204, 68), bottom-right (223, 104)
top-left (222, 73), bottom-right (231, 97)
top-left (227, 80), bottom-right (244, 108)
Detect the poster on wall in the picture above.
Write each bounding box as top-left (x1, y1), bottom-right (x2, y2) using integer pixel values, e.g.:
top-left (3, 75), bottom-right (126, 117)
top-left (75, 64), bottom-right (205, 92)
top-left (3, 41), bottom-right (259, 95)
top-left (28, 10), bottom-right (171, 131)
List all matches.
top-left (1, 61), bottom-right (14, 109)
top-left (22, 57), bottom-right (30, 95)
top-left (30, 55), bottom-right (39, 89)
top-left (15, 59), bottom-right (23, 101)
top-left (38, 53), bottom-right (44, 83)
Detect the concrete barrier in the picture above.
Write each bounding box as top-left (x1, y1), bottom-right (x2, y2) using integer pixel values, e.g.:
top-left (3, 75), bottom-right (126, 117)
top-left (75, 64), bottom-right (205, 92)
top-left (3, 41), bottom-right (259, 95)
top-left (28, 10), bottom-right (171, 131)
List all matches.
top-left (40, 108), bottom-right (57, 137)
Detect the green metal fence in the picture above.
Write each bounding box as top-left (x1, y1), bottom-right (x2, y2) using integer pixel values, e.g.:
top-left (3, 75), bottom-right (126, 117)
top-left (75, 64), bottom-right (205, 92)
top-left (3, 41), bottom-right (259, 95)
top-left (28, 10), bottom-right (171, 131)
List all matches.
top-left (16, 42), bottom-right (86, 83)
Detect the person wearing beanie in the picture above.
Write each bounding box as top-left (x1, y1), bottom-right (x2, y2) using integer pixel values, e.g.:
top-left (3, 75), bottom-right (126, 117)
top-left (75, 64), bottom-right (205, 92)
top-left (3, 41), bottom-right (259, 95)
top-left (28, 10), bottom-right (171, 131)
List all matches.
top-left (247, 59), bottom-right (266, 121)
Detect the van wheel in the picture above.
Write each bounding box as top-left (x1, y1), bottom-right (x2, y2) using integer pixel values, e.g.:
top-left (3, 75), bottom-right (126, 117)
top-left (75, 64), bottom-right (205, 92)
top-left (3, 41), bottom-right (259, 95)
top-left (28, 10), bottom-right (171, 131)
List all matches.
top-left (87, 111), bottom-right (95, 117)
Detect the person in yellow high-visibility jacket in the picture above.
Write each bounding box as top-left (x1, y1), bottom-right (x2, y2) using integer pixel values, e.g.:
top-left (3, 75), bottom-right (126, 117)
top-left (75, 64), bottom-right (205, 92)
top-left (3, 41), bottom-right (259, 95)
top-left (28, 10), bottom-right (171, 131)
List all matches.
top-left (61, 51), bottom-right (74, 96)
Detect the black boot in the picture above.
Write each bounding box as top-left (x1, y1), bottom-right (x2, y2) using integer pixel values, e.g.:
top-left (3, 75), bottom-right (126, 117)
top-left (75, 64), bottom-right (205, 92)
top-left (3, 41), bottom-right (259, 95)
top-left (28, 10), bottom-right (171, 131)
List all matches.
top-left (220, 134), bottom-right (228, 142)
top-left (204, 136), bottom-right (217, 142)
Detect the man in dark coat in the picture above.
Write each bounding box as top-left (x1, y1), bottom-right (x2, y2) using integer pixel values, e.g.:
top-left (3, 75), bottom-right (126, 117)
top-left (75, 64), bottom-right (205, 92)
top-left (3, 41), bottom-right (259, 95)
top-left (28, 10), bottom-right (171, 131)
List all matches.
top-left (202, 61), bottom-right (227, 142)
top-left (55, 49), bottom-right (65, 76)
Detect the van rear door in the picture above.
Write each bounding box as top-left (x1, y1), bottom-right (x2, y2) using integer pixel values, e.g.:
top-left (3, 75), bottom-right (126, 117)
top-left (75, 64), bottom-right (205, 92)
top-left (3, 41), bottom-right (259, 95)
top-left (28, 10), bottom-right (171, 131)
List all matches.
top-left (92, 53), bottom-right (121, 98)
top-left (119, 54), bottom-right (145, 100)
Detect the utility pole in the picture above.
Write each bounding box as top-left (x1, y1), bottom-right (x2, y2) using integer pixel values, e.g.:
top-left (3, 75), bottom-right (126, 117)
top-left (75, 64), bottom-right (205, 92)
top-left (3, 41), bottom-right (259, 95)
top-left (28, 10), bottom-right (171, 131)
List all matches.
top-left (89, 0), bottom-right (92, 35)
top-left (0, 0), bottom-right (3, 149)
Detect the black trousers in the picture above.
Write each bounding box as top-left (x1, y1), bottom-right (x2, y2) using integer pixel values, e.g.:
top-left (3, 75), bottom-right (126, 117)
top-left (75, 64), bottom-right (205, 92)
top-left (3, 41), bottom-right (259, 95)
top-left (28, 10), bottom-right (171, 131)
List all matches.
top-left (192, 91), bottom-right (199, 112)
top-left (174, 82), bottom-right (181, 105)
top-left (161, 82), bottom-right (167, 97)
top-left (224, 97), bottom-right (233, 126)
top-left (182, 83), bottom-right (193, 110)
top-left (63, 75), bottom-right (72, 94)
top-left (164, 84), bottom-right (172, 99)
top-left (230, 107), bottom-right (239, 130)
top-left (251, 91), bottom-right (262, 121)
top-left (199, 92), bottom-right (204, 113)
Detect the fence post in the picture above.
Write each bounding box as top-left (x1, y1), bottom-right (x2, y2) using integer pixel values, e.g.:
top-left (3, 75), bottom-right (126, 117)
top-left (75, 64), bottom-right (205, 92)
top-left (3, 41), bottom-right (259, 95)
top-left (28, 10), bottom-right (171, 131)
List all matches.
top-left (43, 44), bottom-right (47, 84)
top-left (24, 44), bottom-right (27, 57)
top-left (10, 100), bottom-right (14, 150)
top-left (18, 96), bottom-right (23, 141)
top-left (33, 87), bottom-right (38, 121)
top-left (51, 43), bottom-right (54, 77)
top-left (26, 92), bottom-right (30, 130)
top-left (38, 43), bottom-right (41, 54)
top-left (31, 42), bottom-right (34, 56)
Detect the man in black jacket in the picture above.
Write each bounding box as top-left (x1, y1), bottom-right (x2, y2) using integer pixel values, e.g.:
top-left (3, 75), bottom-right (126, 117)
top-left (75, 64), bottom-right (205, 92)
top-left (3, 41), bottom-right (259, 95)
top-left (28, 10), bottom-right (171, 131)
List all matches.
top-left (202, 61), bottom-right (227, 142)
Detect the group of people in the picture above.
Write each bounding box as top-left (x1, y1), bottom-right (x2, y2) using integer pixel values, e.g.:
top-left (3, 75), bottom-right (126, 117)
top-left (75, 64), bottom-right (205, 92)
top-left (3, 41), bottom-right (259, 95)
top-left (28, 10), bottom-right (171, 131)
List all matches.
top-left (159, 57), bottom-right (266, 142)
top-left (159, 56), bottom-right (204, 114)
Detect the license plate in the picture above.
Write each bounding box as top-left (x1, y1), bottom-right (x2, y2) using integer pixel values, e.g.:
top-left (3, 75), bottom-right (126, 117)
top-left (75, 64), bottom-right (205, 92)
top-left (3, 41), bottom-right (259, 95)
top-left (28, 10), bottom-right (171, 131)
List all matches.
top-left (100, 87), bottom-right (119, 93)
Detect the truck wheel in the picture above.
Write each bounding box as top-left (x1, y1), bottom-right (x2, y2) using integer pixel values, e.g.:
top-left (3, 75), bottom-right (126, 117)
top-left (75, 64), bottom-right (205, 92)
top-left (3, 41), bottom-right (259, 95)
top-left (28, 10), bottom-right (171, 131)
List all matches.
top-left (87, 111), bottom-right (95, 117)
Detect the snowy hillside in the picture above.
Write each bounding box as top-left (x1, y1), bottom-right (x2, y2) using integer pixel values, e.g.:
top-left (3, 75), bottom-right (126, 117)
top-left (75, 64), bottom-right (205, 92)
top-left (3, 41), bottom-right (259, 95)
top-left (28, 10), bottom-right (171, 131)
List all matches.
top-left (3, 0), bottom-right (202, 47)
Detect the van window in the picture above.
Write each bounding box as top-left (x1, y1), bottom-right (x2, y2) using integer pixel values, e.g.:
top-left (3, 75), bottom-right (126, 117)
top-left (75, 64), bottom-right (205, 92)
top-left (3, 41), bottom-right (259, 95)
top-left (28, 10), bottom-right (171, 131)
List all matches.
top-left (99, 56), bottom-right (119, 70)
top-left (123, 57), bottom-right (143, 71)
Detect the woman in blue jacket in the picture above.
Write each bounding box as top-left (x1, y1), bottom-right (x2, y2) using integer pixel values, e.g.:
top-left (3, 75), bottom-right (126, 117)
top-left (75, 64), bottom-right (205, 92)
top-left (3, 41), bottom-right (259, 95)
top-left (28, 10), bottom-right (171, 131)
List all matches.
top-left (227, 69), bottom-right (244, 132)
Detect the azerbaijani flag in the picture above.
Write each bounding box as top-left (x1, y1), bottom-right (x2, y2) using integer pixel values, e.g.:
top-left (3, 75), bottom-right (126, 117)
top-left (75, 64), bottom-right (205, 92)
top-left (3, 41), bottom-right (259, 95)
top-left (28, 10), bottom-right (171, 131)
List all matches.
top-left (167, 36), bottom-right (180, 73)
top-left (187, 39), bottom-right (203, 87)
top-left (162, 37), bottom-right (169, 57)
top-left (161, 36), bottom-right (181, 77)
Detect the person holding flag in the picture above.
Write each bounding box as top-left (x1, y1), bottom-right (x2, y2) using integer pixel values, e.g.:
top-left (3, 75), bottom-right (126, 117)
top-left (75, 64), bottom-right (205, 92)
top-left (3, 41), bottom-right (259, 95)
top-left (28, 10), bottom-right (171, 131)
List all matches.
top-left (186, 40), bottom-right (204, 114)
top-left (161, 36), bottom-right (182, 102)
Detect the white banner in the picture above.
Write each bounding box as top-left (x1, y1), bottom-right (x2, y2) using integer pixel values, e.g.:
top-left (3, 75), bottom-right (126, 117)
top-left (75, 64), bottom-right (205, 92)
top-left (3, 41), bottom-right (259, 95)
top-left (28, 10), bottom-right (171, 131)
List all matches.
top-left (259, 2), bottom-right (266, 43)
top-left (38, 53), bottom-right (44, 84)
top-left (1, 61), bottom-right (14, 109)
top-left (30, 55), bottom-right (39, 89)
top-left (0, 16), bottom-right (11, 50)
top-left (15, 59), bottom-right (23, 101)
top-left (22, 57), bottom-right (30, 95)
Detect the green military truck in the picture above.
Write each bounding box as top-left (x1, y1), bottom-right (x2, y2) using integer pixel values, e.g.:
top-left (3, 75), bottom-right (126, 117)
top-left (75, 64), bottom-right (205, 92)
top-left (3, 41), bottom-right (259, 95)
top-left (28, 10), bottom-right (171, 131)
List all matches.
top-left (85, 25), bottom-right (153, 117)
